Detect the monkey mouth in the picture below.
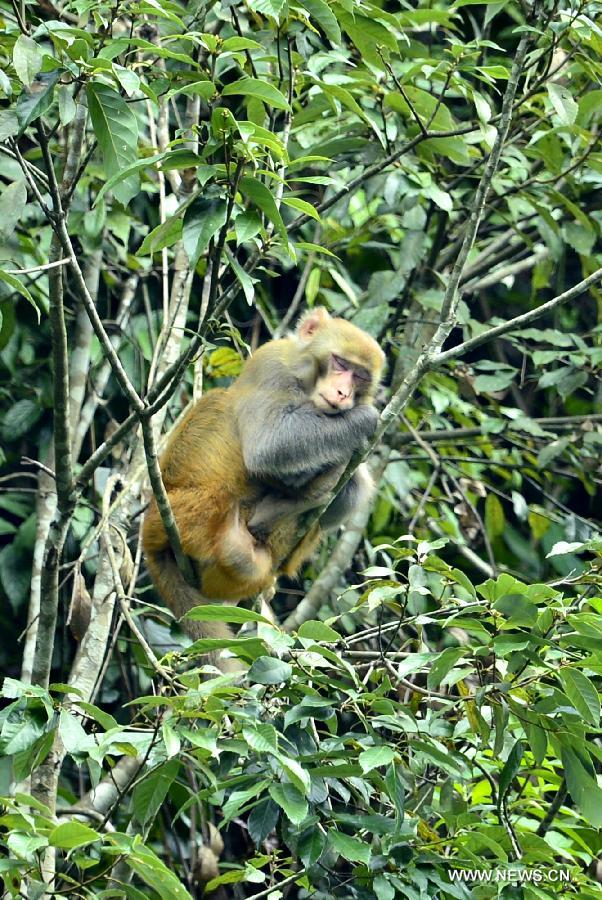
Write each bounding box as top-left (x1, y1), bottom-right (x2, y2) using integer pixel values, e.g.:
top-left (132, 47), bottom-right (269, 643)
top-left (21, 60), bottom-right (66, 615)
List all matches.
top-left (319, 394), bottom-right (340, 412)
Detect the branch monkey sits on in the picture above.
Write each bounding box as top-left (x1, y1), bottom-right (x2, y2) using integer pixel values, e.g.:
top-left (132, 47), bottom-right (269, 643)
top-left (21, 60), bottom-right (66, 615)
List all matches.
top-left (142, 307), bottom-right (385, 669)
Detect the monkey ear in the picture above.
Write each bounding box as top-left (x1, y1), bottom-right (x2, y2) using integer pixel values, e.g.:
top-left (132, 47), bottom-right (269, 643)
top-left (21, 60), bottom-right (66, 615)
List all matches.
top-left (296, 307), bottom-right (330, 341)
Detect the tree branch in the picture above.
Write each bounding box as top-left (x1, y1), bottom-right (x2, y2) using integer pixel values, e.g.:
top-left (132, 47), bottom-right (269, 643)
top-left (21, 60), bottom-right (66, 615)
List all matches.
top-left (395, 414), bottom-right (602, 448)
top-left (435, 267), bottom-right (602, 366)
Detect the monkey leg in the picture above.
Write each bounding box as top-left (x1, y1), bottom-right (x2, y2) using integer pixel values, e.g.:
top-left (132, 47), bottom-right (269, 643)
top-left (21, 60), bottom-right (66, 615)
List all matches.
top-left (201, 504), bottom-right (275, 600)
top-left (145, 488), bottom-right (273, 599)
top-left (145, 546), bottom-right (245, 673)
top-left (320, 463), bottom-right (374, 529)
top-left (278, 522), bottom-right (322, 579)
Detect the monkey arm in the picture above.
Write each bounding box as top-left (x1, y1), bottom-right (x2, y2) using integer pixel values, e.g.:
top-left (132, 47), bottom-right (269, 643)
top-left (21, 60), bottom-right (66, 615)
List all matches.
top-left (241, 401), bottom-right (378, 484)
top-left (247, 465), bottom-right (346, 540)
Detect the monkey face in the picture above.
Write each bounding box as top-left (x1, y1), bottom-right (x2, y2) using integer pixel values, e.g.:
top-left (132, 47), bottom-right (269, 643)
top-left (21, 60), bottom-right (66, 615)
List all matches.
top-left (296, 307), bottom-right (384, 413)
top-left (311, 354), bottom-right (370, 413)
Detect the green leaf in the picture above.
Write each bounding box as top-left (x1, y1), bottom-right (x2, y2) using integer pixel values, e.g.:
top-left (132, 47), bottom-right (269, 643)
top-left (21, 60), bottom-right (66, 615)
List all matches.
top-left (0, 109), bottom-right (19, 140)
top-left (277, 755), bottom-right (311, 795)
top-left (222, 781), bottom-right (270, 823)
top-left (561, 745), bottom-right (602, 828)
top-left (247, 0), bottom-right (287, 22)
top-left (123, 842), bottom-right (194, 899)
top-left (227, 251), bottom-right (256, 305)
top-left (473, 371), bottom-right (516, 393)
top-left (427, 647), bottom-right (466, 690)
top-left (76, 701), bottom-right (118, 731)
top-left (373, 875), bottom-right (396, 900)
top-left (87, 81), bottom-right (139, 205)
top-left (411, 740), bottom-right (468, 778)
top-left (113, 64), bottom-right (140, 97)
top-left (58, 85), bottom-right (76, 125)
top-left (133, 758), bottom-right (180, 827)
top-left (494, 593), bottom-right (538, 627)
top-left (298, 620), bottom-right (340, 642)
top-left (138, 214), bottom-right (183, 256)
top-left (243, 723), bottom-right (279, 754)
top-left (477, 65), bottom-right (509, 81)
top-left (524, 719), bottom-right (547, 766)
top-left (13, 35), bottom-right (43, 87)
top-left (222, 77), bottom-right (290, 111)
top-left (269, 783), bottom-right (308, 825)
top-left (283, 697), bottom-right (337, 729)
top-left (547, 83), bottom-right (578, 126)
top-left (182, 199), bottom-right (228, 267)
top-left (248, 798), bottom-right (280, 845)
top-left (235, 210), bottom-right (262, 243)
top-left (359, 746), bottom-right (395, 774)
top-left (498, 740), bottom-right (523, 804)
top-left (282, 196), bottom-right (321, 222)
top-left (578, 89), bottom-right (602, 126)
top-left (536, 436), bottom-right (571, 468)
top-left (385, 86), bottom-right (455, 131)
top-left (319, 81), bottom-right (371, 127)
top-left (49, 821), bottom-right (100, 850)
top-left (294, 241), bottom-right (337, 258)
top-left (248, 656), bottom-right (292, 684)
top-left (485, 493), bottom-right (505, 539)
top-left (0, 518), bottom-right (16, 536)
top-left (184, 604), bottom-right (274, 625)
top-left (338, 11), bottom-right (398, 69)
top-left (16, 71), bottom-right (60, 133)
top-left (294, 0), bottom-right (341, 44)
top-left (240, 175), bottom-right (288, 245)
top-left (186, 637), bottom-right (267, 662)
top-left (0, 269), bottom-right (39, 320)
top-left (298, 827), bottom-right (326, 866)
top-left (221, 37), bottom-right (264, 52)
top-left (1, 399), bottom-right (42, 442)
top-left (558, 669), bottom-right (600, 726)
top-left (384, 763), bottom-right (405, 825)
top-left (59, 709), bottom-right (89, 755)
top-left (328, 830), bottom-right (371, 864)
top-left (7, 833), bottom-right (48, 862)
top-left (95, 150), bottom-right (203, 205)
top-left (164, 80), bottom-right (216, 103)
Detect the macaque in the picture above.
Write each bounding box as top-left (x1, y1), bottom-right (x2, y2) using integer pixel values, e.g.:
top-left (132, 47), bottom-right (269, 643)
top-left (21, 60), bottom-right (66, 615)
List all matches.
top-left (142, 307), bottom-right (385, 669)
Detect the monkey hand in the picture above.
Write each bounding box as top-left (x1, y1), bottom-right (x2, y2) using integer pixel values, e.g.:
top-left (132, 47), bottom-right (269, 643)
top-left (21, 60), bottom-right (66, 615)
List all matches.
top-left (247, 520), bottom-right (271, 544)
top-left (348, 404), bottom-right (379, 444)
top-left (248, 488), bottom-right (324, 542)
top-left (247, 498), bottom-right (284, 543)
top-left (305, 464), bottom-right (346, 500)
top-left (220, 505), bottom-right (272, 582)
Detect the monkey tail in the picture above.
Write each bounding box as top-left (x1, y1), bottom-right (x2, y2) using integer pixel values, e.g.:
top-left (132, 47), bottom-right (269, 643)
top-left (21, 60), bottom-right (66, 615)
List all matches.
top-left (145, 548), bottom-right (245, 673)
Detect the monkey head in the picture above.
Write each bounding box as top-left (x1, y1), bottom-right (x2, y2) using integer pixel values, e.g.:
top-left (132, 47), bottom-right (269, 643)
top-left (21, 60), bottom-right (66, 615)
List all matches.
top-left (295, 307), bottom-right (385, 415)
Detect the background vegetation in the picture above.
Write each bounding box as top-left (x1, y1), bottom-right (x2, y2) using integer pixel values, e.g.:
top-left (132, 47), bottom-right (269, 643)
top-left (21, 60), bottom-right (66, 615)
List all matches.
top-left (0, 0), bottom-right (601, 896)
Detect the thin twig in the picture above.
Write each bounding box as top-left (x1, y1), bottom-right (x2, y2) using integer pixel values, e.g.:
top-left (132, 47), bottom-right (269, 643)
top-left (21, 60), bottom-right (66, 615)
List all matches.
top-left (140, 418), bottom-right (196, 587)
top-left (246, 872), bottom-right (305, 900)
top-left (104, 524), bottom-right (173, 681)
top-left (6, 257), bottom-right (70, 276)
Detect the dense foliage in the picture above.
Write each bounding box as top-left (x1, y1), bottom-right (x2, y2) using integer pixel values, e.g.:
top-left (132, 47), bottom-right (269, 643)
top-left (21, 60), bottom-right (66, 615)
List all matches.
top-left (0, 0), bottom-right (601, 896)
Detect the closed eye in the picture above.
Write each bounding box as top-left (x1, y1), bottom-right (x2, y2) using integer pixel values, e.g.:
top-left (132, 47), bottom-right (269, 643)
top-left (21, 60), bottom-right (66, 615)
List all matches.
top-left (332, 355), bottom-right (349, 371)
